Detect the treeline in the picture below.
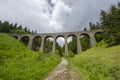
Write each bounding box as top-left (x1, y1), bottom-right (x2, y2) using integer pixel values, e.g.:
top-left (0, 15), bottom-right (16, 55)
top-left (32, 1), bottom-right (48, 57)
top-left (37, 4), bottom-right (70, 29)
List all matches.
top-left (89, 2), bottom-right (120, 46)
top-left (0, 21), bottom-right (37, 34)
top-left (0, 20), bottom-right (62, 55)
top-left (67, 2), bottom-right (120, 54)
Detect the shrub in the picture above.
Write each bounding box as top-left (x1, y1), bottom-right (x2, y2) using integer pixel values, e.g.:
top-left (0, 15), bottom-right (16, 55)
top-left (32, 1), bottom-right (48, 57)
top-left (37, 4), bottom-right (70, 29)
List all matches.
top-left (64, 51), bottom-right (75, 58)
top-left (96, 40), bottom-right (107, 47)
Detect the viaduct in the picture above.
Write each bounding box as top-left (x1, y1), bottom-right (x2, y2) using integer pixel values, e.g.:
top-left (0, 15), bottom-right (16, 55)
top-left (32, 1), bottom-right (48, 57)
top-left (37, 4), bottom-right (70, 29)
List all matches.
top-left (11, 29), bottom-right (102, 54)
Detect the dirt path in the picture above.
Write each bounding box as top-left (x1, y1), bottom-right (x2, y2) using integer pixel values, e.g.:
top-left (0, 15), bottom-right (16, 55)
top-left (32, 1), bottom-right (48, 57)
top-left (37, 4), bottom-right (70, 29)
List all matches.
top-left (45, 57), bottom-right (81, 80)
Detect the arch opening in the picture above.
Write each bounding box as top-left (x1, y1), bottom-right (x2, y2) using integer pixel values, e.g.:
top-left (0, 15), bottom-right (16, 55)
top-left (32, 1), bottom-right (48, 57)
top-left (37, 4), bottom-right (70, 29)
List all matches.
top-left (32, 36), bottom-right (42, 51)
top-left (13, 36), bottom-right (18, 39)
top-left (44, 36), bottom-right (53, 53)
top-left (67, 35), bottom-right (77, 54)
top-left (80, 33), bottom-right (90, 51)
top-left (20, 36), bottom-right (29, 46)
top-left (56, 36), bottom-right (65, 56)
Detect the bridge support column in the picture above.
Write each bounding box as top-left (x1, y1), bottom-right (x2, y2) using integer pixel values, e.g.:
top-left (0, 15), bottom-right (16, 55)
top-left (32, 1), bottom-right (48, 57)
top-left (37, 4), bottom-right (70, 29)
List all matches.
top-left (65, 36), bottom-right (68, 54)
top-left (40, 37), bottom-right (45, 52)
top-left (28, 37), bottom-right (33, 49)
top-left (77, 35), bottom-right (82, 53)
top-left (18, 37), bottom-right (21, 41)
top-left (17, 36), bottom-right (22, 41)
top-left (90, 33), bottom-right (96, 47)
top-left (52, 37), bottom-right (56, 54)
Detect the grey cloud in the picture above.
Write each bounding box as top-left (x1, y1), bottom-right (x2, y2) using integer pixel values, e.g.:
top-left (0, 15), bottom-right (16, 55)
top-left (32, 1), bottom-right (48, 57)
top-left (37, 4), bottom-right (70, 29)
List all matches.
top-left (0, 0), bottom-right (53, 33)
top-left (56, 0), bottom-right (120, 32)
top-left (0, 0), bottom-right (119, 33)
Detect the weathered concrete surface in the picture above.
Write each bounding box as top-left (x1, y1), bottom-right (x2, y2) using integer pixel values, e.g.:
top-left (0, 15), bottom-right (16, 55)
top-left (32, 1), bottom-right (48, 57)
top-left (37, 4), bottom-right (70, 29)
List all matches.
top-left (45, 58), bottom-right (81, 80)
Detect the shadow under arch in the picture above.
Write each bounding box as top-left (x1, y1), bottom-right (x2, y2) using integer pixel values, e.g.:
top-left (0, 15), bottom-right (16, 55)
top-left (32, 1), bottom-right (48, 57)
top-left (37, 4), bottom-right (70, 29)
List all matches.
top-left (13, 36), bottom-right (18, 39)
top-left (20, 36), bottom-right (30, 46)
top-left (44, 36), bottom-right (54, 53)
top-left (32, 36), bottom-right (42, 51)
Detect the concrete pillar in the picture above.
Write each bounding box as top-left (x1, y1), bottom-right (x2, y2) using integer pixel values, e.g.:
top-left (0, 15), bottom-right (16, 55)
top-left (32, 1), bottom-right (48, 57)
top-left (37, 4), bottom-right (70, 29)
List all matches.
top-left (28, 37), bottom-right (33, 49)
top-left (90, 33), bottom-right (97, 47)
top-left (18, 37), bottom-right (21, 41)
top-left (18, 35), bottom-right (22, 41)
top-left (40, 37), bottom-right (45, 52)
top-left (52, 37), bottom-right (56, 54)
top-left (65, 36), bottom-right (68, 54)
top-left (76, 35), bottom-right (82, 53)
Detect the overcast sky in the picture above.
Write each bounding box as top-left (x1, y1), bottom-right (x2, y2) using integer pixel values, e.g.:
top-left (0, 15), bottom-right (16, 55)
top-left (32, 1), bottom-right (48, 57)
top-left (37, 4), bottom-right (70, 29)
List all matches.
top-left (0, 0), bottom-right (119, 33)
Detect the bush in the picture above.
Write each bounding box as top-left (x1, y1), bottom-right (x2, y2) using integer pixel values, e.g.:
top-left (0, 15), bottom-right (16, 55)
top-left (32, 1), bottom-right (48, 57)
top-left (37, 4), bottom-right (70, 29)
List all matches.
top-left (64, 51), bottom-right (75, 58)
top-left (96, 40), bottom-right (107, 47)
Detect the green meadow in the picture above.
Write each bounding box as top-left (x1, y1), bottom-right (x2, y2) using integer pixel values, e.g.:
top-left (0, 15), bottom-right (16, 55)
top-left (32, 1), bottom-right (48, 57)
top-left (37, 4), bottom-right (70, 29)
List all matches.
top-left (0, 33), bottom-right (61, 80)
top-left (67, 44), bottom-right (120, 80)
top-left (0, 33), bottom-right (120, 80)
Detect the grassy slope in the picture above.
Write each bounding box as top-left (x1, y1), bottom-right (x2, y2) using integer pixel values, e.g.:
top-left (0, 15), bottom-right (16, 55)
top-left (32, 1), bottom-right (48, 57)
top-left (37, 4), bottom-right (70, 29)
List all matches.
top-left (0, 33), bottom-right (61, 80)
top-left (68, 45), bottom-right (120, 80)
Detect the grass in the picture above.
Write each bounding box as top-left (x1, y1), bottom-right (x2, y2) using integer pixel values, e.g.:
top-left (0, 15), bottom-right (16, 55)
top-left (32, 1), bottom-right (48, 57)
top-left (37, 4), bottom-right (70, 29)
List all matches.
top-left (0, 33), bottom-right (61, 80)
top-left (1, 33), bottom-right (120, 80)
top-left (67, 45), bottom-right (120, 80)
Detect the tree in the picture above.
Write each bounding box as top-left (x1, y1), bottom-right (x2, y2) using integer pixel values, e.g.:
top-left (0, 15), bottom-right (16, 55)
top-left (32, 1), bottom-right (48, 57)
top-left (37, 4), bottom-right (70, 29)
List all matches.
top-left (18, 25), bottom-right (22, 30)
top-left (35, 30), bottom-right (37, 34)
top-left (24, 27), bottom-right (28, 32)
top-left (0, 20), bottom-right (33, 34)
top-left (13, 23), bottom-right (18, 29)
top-left (68, 37), bottom-right (77, 54)
top-left (56, 42), bottom-right (63, 56)
top-left (80, 35), bottom-right (90, 51)
top-left (0, 21), bottom-right (10, 33)
top-left (100, 2), bottom-right (120, 45)
top-left (83, 27), bottom-right (87, 31)
top-left (44, 39), bottom-right (53, 53)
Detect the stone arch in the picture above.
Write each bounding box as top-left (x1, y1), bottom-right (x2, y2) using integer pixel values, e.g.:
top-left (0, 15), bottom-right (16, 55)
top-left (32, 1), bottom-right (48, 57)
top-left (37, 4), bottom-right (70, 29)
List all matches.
top-left (20, 36), bottom-right (30, 46)
top-left (56, 35), bottom-right (65, 56)
top-left (32, 36), bottom-right (42, 51)
top-left (67, 34), bottom-right (77, 54)
top-left (10, 29), bottom-right (102, 53)
top-left (56, 35), bottom-right (65, 40)
top-left (80, 33), bottom-right (90, 37)
top-left (44, 35), bottom-right (54, 40)
top-left (67, 34), bottom-right (77, 38)
top-left (44, 36), bottom-right (54, 53)
top-left (80, 33), bottom-right (90, 51)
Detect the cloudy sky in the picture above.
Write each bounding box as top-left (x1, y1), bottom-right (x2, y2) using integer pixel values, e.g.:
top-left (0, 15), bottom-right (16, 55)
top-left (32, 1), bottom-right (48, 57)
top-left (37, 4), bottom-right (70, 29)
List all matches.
top-left (0, 0), bottom-right (119, 33)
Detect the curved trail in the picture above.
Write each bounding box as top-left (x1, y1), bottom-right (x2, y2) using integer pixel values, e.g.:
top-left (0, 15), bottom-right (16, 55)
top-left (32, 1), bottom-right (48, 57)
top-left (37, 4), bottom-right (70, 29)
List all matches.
top-left (45, 58), bottom-right (81, 80)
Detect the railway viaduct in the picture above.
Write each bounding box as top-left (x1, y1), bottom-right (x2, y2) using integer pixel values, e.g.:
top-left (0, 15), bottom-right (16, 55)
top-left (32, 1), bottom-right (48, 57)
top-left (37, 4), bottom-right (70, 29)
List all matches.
top-left (11, 29), bottom-right (102, 54)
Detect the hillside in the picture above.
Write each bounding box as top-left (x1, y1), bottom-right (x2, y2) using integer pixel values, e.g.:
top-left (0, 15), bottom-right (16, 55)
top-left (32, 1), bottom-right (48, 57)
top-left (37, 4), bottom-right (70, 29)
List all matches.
top-left (68, 44), bottom-right (120, 80)
top-left (0, 33), bottom-right (61, 80)
top-left (0, 33), bottom-right (120, 80)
